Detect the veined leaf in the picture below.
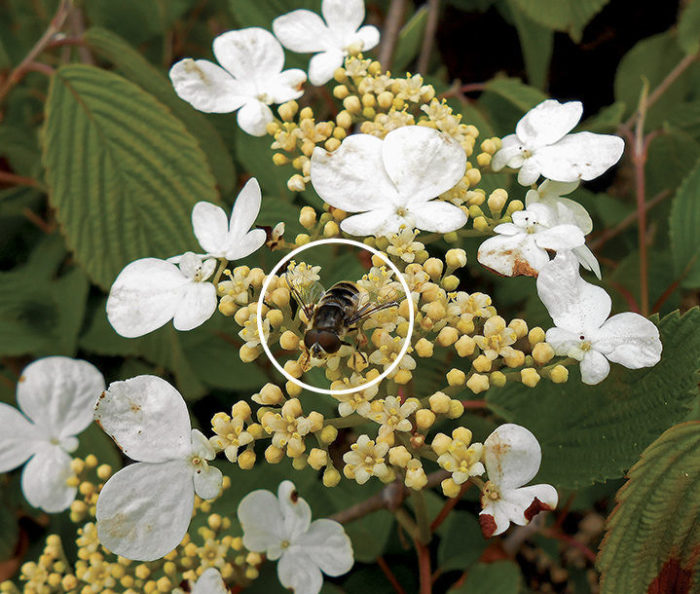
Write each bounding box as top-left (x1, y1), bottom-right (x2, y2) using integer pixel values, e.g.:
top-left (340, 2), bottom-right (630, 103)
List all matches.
top-left (84, 27), bottom-right (235, 195)
top-left (450, 561), bottom-right (521, 593)
top-left (510, 0), bottom-right (609, 42)
top-left (487, 308), bottom-right (700, 488)
top-left (507, 0), bottom-right (552, 91)
top-left (43, 65), bottom-right (218, 290)
top-left (393, 6), bottom-right (428, 73)
top-left (228, 0), bottom-right (319, 28)
top-left (483, 77), bottom-right (548, 113)
top-left (597, 422), bottom-right (700, 593)
top-left (678, 0), bottom-right (700, 55)
top-left (669, 159), bottom-right (700, 288)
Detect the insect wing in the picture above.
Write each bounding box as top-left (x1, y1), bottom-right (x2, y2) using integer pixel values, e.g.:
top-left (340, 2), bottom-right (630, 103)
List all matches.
top-left (346, 285), bottom-right (404, 326)
top-left (285, 274), bottom-right (324, 320)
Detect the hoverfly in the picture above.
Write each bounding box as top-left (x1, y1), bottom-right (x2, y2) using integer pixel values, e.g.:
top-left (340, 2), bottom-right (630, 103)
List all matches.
top-left (285, 274), bottom-right (403, 367)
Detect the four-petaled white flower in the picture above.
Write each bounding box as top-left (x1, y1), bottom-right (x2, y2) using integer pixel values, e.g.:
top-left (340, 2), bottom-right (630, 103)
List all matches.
top-left (107, 178), bottom-right (266, 338)
top-left (238, 480), bottom-right (353, 594)
top-left (311, 126), bottom-right (467, 237)
top-left (273, 0), bottom-right (380, 85)
top-left (170, 28), bottom-right (306, 136)
top-left (477, 202), bottom-right (585, 277)
top-left (525, 179), bottom-right (601, 278)
top-left (491, 99), bottom-right (625, 186)
top-left (95, 375), bottom-right (223, 561)
top-left (479, 424), bottom-right (558, 538)
top-left (0, 357), bottom-right (104, 513)
top-left (536, 252), bottom-right (662, 385)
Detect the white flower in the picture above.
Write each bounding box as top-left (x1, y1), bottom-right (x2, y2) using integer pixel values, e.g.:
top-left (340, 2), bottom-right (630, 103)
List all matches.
top-left (0, 357), bottom-right (104, 513)
top-left (536, 252), bottom-right (662, 385)
top-left (95, 375), bottom-right (222, 561)
top-left (107, 179), bottom-right (266, 338)
top-left (525, 179), bottom-right (601, 278)
top-left (491, 99), bottom-right (625, 186)
top-left (238, 480), bottom-right (353, 594)
top-left (310, 126), bottom-right (467, 237)
top-left (192, 568), bottom-right (227, 594)
top-left (273, 0), bottom-right (380, 85)
top-left (192, 178), bottom-right (267, 260)
top-left (479, 424), bottom-right (558, 538)
top-left (169, 28), bottom-right (306, 136)
top-left (477, 202), bottom-right (585, 277)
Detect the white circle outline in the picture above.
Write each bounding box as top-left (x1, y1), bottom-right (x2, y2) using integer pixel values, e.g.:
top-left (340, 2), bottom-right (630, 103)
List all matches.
top-left (256, 238), bottom-right (414, 395)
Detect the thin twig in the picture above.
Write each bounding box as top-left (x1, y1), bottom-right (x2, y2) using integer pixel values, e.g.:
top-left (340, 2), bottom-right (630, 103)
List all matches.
top-left (414, 538), bottom-right (432, 594)
top-left (651, 257), bottom-right (697, 313)
top-left (378, 0), bottom-right (407, 70)
top-left (67, 5), bottom-right (94, 65)
top-left (0, 0), bottom-right (72, 104)
top-left (0, 170), bottom-right (44, 189)
top-left (543, 528), bottom-right (597, 564)
top-left (632, 89), bottom-right (650, 316)
top-left (416, 0), bottom-right (440, 75)
top-left (376, 556), bottom-right (407, 594)
top-left (588, 190), bottom-right (670, 251)
top-left (460, 399), bottom-right (488, 409)
top-left (430, 482), bottom-right (472, 532)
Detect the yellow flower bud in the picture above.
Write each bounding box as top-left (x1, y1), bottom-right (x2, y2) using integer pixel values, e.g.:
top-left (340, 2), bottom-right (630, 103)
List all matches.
top-left (239, 345), bottom-right (260, 362)
top-left (549, 364), bottom-right (569, 383)
top-left (521, 368), bottom-right (541, 387)
top-left (447, 399), bottom-right (464, 418)
top-left (284, 360), bottom-right (303, 378)
top-left (503, 349), bottom-right (525, 368)
top-left (238, 450), bottom-right (256, 470)
top-left (323, 466), bottom-right (341, 487)
top-left (96, 464), bottom-right (112, 480)
top-left (299, 206), bottom-right (317, 229)
top-left (441, 274), bottom-right (459, 291)
top-left (266, 309), bottom-right (284, 328)
top-left (455, 335), bottom-right (476, 357)
top-left (472, 354), bottom-right (492, 372)
top-left (414, 337), bottom-right (434, 358)
top-left (333, 85), bottom-right (349, 99)
top-left (425, 301), bottom-right (446, 321)
top-left (446, 368), bottom-right (466, 386)
top-left (278, 100), bottom-right (298, 121)
top-left (273, 153), bottom-right (289, 166)
top-left (334, 67), bottom-right (347, 83)
top-left (218, 295), bottom-right (237, 317)
top-left (466, 373), bottom-right (489, 394)
top-left (437, 326), bottom-right (459, 347)
top-left (490, 370), bottom-right (507, 387)
top-left (473, 216), bottom-right (489, 232)
top-left (415, 409), bottom-right (436, 430)
top-left (393, 369), bottom-right (413, 384)
top-left (84, 454), bottom-right (98, 469)
top-left (323, 221), bottom-right (340, 237)
top-left (423, 257), bottom-right (444, 280)
top-left (476, 152), bottom-right (491, 167)
top-left (257, 383), bottom-right (285, 405)
top-left (389, 446), bottom-right (412, 467)
top-left (532, 342), bottom-right (555, 364)
top-left (509, 318), bottom-right (528, 338)
top-left (280, 330), bottom-right (300, 351)
top-left (287, 174), bottom-right (306, 193)
top-left (286, 380), bottom-right (302, 397)
top-left (441, 477), bottom-right (461, 498)
top-left (282, 398), bottom-right (303, 418)
top-left (445, 248), bottom-right (467, 268)
top-left (320, 425), bottom-right (338, 444)
top-left (377, 91), bottom-right (394, 109)
top-left (292, 455), bottom-right (308, 470)
top-left (324, 137), bottom-right (341, 151)
top-left (232, 401), bottom-right (252, 419)
top-left (307, 448), bottom-right (328, 470)
top-left (487, 189), bottom-right (508, 216)
top-left (343, 95), bottom-right (361, 114)
top-left (431, 433), bottom-right (452, 456)
top-left (336, 110), bottom-right (353, 128)
top-left (506, 199), bottom-right (524, 215)
top-left (428, 391), bottom-right (450, 414)
top-left (234, 307), bottom-right (250, 326)
top-left (466, 168), bottom-right (481, 186)
top-left (265, 445), bottom-right (284, 464)
top-left (452, 426), bottom-right (472, 444)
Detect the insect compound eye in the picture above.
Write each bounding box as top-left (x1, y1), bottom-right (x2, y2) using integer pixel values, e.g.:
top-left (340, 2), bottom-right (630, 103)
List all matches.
top-left (318, 331), bottom-right (341, 354)
top-left (304, 330), bottom-right (320, 349)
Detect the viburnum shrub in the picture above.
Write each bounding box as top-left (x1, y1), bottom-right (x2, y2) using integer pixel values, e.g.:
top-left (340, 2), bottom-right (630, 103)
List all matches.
top-left (0, 1), bottom-right (699, 593)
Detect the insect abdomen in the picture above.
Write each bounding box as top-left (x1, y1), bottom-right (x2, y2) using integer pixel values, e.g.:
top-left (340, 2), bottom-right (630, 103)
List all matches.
top-left (312, 282), bottom-right (361, 331)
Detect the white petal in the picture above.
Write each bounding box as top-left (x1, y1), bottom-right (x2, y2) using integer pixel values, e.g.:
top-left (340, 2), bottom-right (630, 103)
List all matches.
top-left (580, 349), bottom-right (611, 385)
top-left (516, 100), bottom-right (582, 149)
top-left (484, 423), bottom-right (542, 490)
top-left (536, 179), bottom-right (580, 199)
top-left (266, 69), bottom-right (307, 103)
top-left (533, 224), bottom-right (585, 251)
top-left (382, 127), bottom-right (466, 204)
top-left (191, 429), bottom-right (216, 460)
top-left (272, 10), bottom-right (333, 53)
top-left (482, 483), bottom-right (557, 535)
top-left (323, 0), bottom-right (365, 40)
top-left (544, 327), bottom-right (583, 357)
top-left (194, 464), bottom-right (223, 500)
top-left (517, 159), bottom-right (543, 186)
top-left (572, 245), bottom-right (601, 279)
top-left (95, 375), bottom-right (191, 463)
top-left (213, 28), bottom-right (284, 82)
top-left (228, 178), bottom-right (262, 244)
top-left (238, 489), bottom-right (286, 554)
top-left (96, 460), bottom-right (194, 561)
top-left (169, 59), bottom-right (249, 114)
top-left (17, 357), bottom-right (105, 438)
top-left (192, 568), bottom-right (228, 594)
top-left (536, 251), bottom-right (611, 331)
top-left (531, 132), bottom-right (625, 182)
top-left (409, 201), bottom-right (467, 233)
top-left (172, 282), bottom-right (217, 331)
top-left (479, 504), bottom-right (511, 537)
top-left (294, 519), bottom-right (354, 576)
top-left (478, 234), bottom-right (550, 277)
top-left (278, 550), bottom-right (324, 594)
top-left (490, 135), bottom-right (520, 171)
top-left (0, 403), bottom-right (39, 472)
top-left (339, 207), bottom-right (404, 237)
top-left (594, 313), bottom-right (662, 369)
top-left (22, 444), bottom-right (76, 513)
top-left (236, 100), bottom-right (274, 137)
top-left (107, 258), bottom-right (190, 338)
top-left (554, 197), bottom-right (593, 234)
top-left (492, 222), bottom-right (522, 236)
top-left (308, 50), bottom-right (345, 86)
top-left (278, 480), bottom-right (312, 541)
top-left (227, 229), bottom-right (267, 260)
top-left (192, 202), bottom-right (230, 257)
top-left (355, 25), bottom-right (380, 51)
top-left (310, 137), bottom-right (399, 212)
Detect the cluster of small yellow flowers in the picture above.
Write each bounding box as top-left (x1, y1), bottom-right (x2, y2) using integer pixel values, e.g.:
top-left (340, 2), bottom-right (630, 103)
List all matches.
top-left (386, 228), bottom-right (426, 263)
top-left (366, 395), bottom-right (419, 441)
top-left (210, 401), bottom-right (263, 469)
top-left (432, 428), bottom-right (485, 497)
top-left (342, 435), bottom-right (395, 484)
top-left (217, 266), bottom-right (266, 317)
top-left (260, 398), bottom-right (324, 461)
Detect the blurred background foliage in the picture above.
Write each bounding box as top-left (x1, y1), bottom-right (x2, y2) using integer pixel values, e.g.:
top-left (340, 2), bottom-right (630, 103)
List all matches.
top-left (0, 0), bottom-right (699, 592)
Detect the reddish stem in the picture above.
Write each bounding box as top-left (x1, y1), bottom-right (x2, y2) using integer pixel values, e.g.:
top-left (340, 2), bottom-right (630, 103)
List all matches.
top-left (376, 556), bottom-right (407, 594)
top-left (430, 482), bottom-right (472, 532)
top-left (0, 170), bottom-right (43, 189)
top-left (414, 538), bottom-right (432, 594)
top-left (545, 528), bottom-right (597, 564)
top-left (607, 280), bottom-right (640, 314)
top-left (460, 399), bottom-right (488, 409)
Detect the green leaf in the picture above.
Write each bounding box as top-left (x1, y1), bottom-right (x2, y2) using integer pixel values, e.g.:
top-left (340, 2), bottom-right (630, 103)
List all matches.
top-left (614, 32), bottom-right (698, 130)
top-left (43, 64), bottom-right (218, 290)
top-left (666, 101), bottom-right (700, 141)
top-left (507, 0), bottom-right (553, 91)
top-left (450, 561), bottom-right (521, 593)
top-left (581, 102), bottom-right (626, 133)
top-left (678, 0), bottom-right (700, 55)
top-left (392, 7), bottom-right (428, 73)
top-left (669, 158), bottom-right (700, 288)
top-left (0, 493), bottom-right (19, 561)
top-left (228, 0), bottom-right (319, 28)
top-left (437, 511), bottom-right (487, 572)
top-left (234, 133), bottom-right (290, 198)
top-left (83, 0), bottom-right (175, 45)
top-left (510, 0), bottom-right (609, 41)
top-left (645, 128), bottom-right (700, 200)
top-left (83, 27), bottom-right (235, 195)
top-left (486, 308), bottom-right (700, 488)
top-left (597, 422), bottom-right (700, 594)
top-left (483, 77), bottom-right (548, 113)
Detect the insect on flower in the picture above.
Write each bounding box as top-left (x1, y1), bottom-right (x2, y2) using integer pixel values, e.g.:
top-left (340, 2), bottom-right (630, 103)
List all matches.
top-left (286, 273), bottom-right (404, 369)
